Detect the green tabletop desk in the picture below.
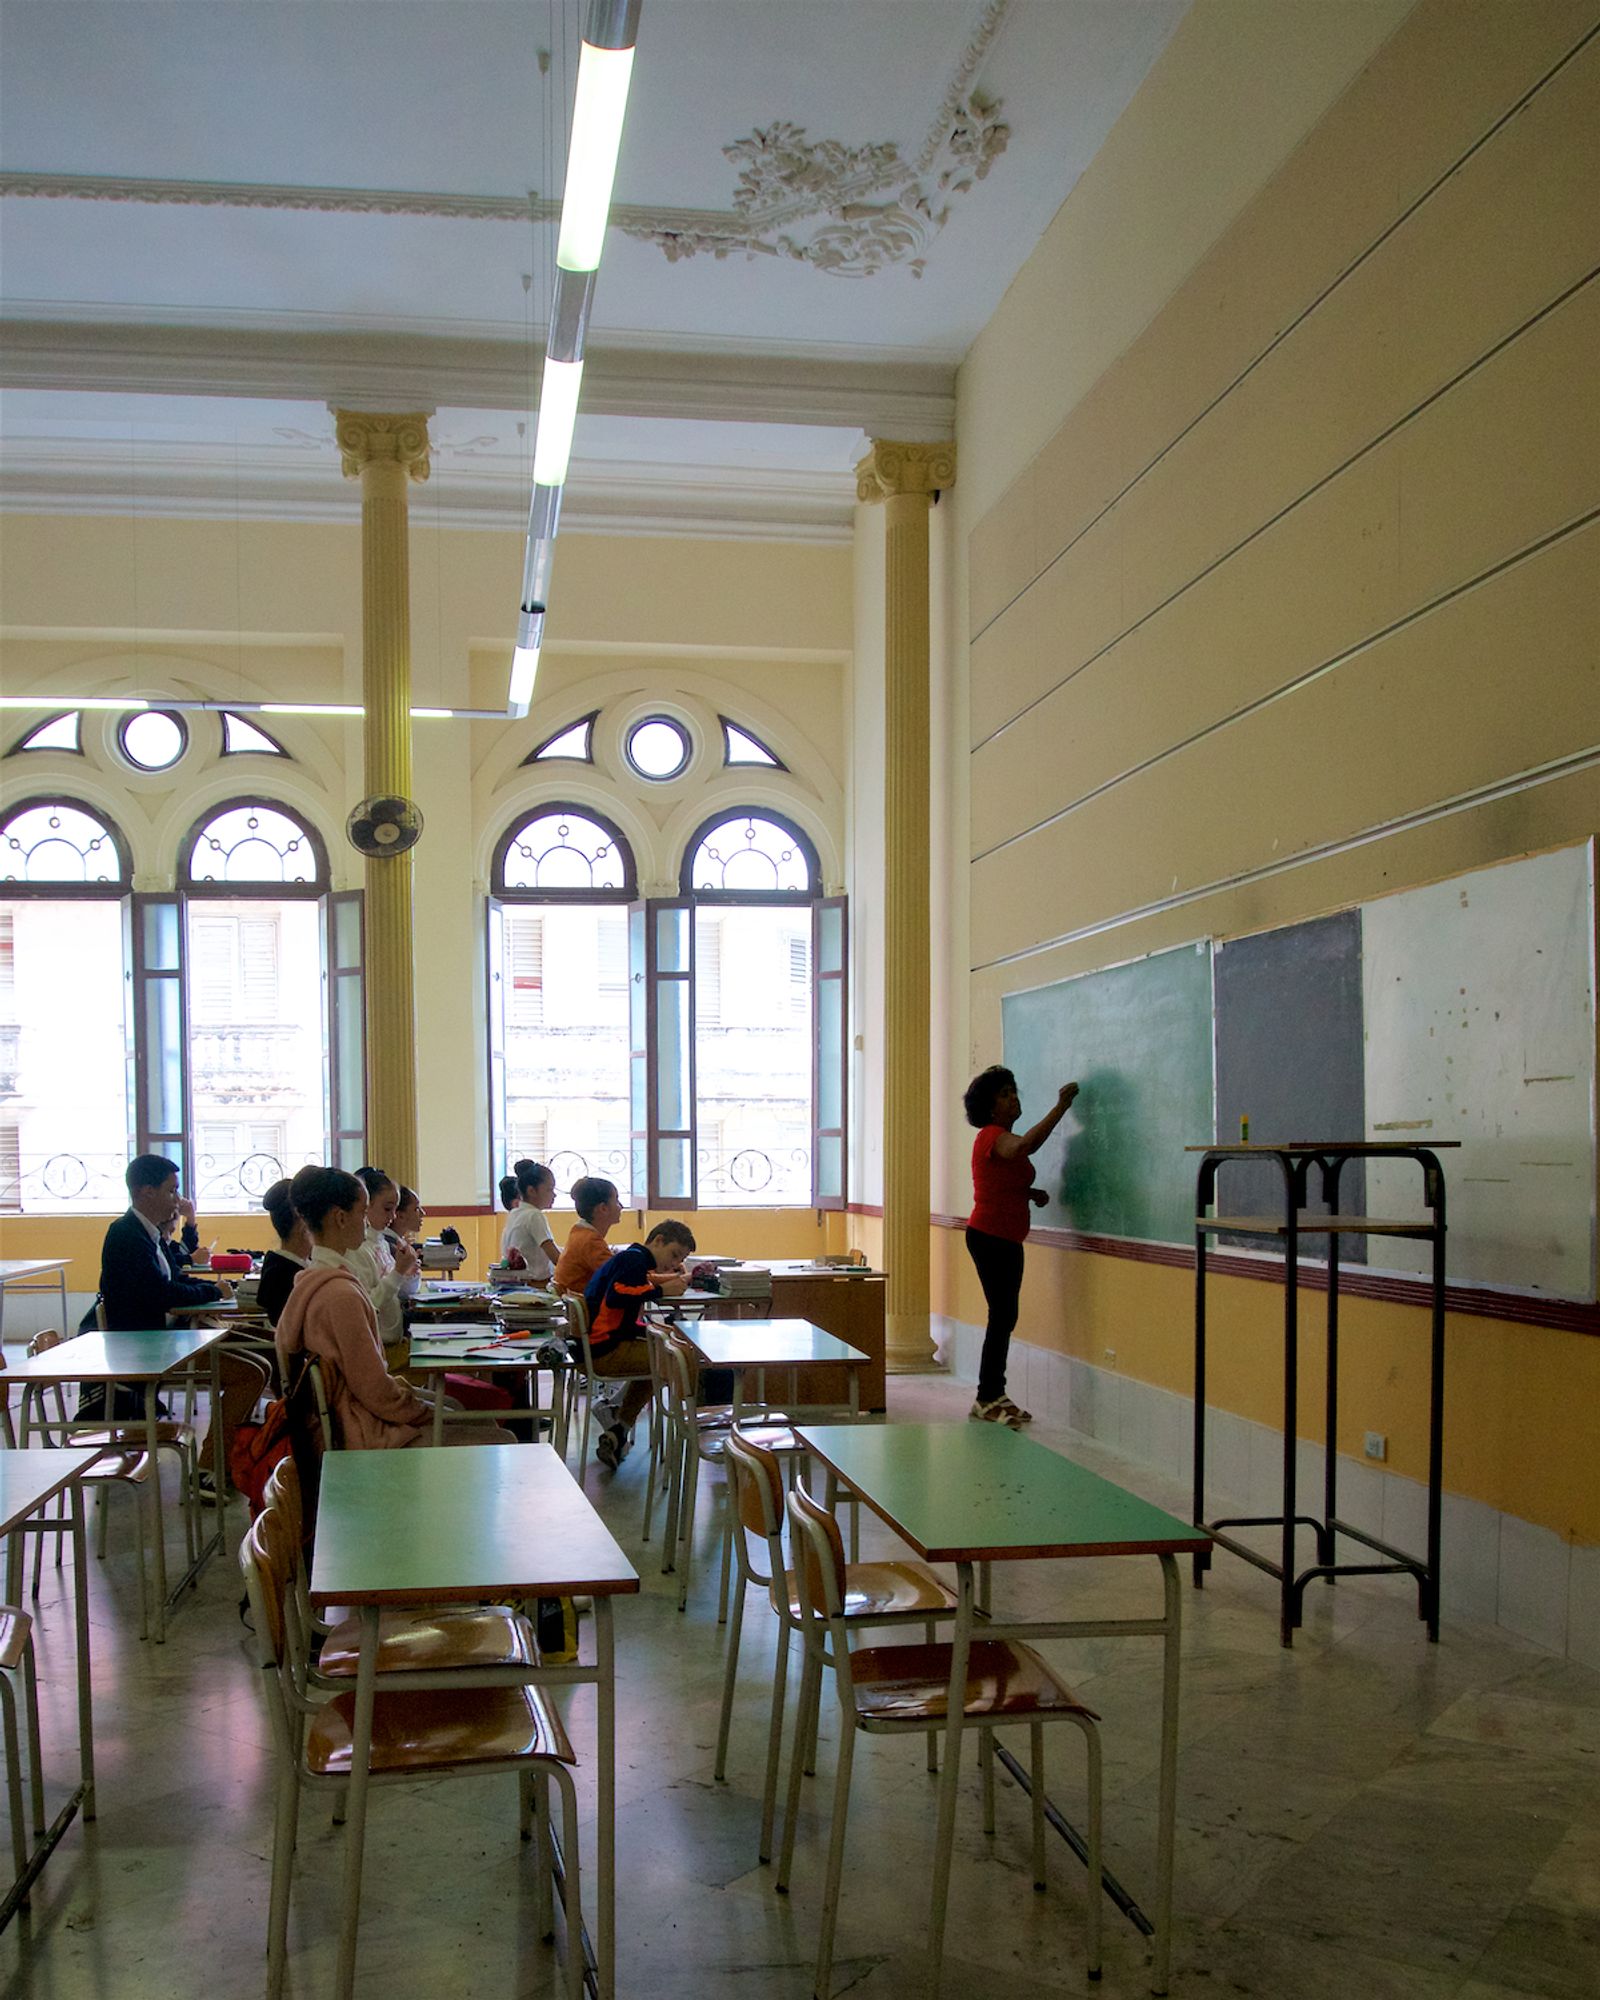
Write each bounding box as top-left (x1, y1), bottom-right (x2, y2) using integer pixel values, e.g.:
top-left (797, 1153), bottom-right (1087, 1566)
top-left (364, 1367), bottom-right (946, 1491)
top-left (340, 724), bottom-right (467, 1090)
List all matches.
top-left (309, 1444), bottom-right (640, 2000)
top-left (404, 1324), bottom-right (574, 1449)
top-left (686, 1318), bottom-right (867, 1420)
top-left (6, 1326), bottom-right (234, 1642)
top-left (0, 1447), bottom-right (99, 1928)
top-left (0, 1258), bottom-right (70, 1343)
top-left (793, 1421), bottom-right (1211, 1998)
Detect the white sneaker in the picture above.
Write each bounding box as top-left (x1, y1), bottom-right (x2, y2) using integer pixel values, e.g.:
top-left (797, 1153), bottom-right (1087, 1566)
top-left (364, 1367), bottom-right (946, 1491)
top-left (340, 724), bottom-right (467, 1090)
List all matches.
top-left (969, 1399), bottom-right (1024, 1430)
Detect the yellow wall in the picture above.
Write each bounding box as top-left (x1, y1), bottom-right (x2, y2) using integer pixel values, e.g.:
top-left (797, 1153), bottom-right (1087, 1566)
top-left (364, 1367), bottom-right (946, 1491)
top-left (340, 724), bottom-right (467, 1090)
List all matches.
top-left (0, 512), bottom-right (853, 1207)
top-left (953, 0), bottom-right (1600, 1543)
top-left (0, 1203), bottom-right (862, 1297)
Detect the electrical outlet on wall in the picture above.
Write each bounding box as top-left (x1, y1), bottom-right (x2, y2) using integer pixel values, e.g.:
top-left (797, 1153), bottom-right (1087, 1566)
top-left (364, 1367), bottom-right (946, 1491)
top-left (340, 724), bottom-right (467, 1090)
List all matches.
top-left (1364, 1432), bottom-right (1388, 1462)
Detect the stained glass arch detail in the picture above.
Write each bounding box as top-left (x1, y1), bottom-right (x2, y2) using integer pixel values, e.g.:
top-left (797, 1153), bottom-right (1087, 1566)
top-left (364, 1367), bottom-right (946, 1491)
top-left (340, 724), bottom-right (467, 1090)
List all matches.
top-left (682, 810), bottom-right (819, 899)
top-left (0, 797), bottom-right (130, 887)
top-left (181, 799), bottom-right (328, 890)
top-left (493, 806), bottom-right (636, 900)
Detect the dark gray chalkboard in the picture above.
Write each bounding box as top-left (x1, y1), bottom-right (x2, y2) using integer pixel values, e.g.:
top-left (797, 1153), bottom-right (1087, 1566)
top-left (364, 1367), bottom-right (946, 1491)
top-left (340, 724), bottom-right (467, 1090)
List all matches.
top-left (1212, 910), bottom-right (1367, 1256)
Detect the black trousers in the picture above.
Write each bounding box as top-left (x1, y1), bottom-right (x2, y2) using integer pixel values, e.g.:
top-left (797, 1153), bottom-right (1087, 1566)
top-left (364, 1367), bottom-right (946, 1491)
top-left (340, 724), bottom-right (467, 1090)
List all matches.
top-left (965, 1226), bottom-right (1025, 1404)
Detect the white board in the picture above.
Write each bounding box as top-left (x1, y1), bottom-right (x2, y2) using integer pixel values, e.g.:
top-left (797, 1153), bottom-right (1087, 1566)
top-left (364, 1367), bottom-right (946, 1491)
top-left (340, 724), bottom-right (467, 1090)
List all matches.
top-left (1362, 842), bottom-right (1596, 1296)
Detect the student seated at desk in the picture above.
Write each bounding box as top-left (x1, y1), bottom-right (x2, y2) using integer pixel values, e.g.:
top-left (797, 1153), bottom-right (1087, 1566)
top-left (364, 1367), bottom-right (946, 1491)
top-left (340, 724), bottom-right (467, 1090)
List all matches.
top-left (256, 1177), bottom-right (311, 1327)
top-left (277, 1166), bottom-right (511, 1449)
top-left (352, 1165), bottom-right (419, 1369)
top-left (584, 1220), bottom-right (695, 1468)
top-left (77, 1153), bottom-right (227, 1419)
top-left (553, 1175), bottom-right (623, 1293)
top-left (501, 1160), bottom-right (559, 1281)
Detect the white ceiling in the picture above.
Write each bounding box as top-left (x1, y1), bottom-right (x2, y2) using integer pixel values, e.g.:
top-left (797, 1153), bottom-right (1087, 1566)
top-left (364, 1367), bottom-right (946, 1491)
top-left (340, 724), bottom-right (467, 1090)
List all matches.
top-left (0, 0), bottom-right (1187, 528)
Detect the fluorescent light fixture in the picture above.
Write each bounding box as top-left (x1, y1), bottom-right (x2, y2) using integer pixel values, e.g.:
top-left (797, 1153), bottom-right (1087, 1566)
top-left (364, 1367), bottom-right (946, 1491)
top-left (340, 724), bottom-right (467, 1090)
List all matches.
top-left (261, 702), bottom-right (364, 717)
top-left (557, 41), bottom-right (636, 272)
top-left (408, 707), bottom-right (455, 720)
top-left (508, 644), bottom-right (540, 717)
top-left (532, 357), bottom-right (584, 486)
top-left (0, 695), bottom-right (149, 711)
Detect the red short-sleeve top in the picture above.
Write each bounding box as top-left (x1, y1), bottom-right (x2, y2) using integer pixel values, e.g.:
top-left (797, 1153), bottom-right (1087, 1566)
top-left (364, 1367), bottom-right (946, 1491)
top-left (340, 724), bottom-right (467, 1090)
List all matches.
top-left (968, 1125), bottom-right (1034, 1242)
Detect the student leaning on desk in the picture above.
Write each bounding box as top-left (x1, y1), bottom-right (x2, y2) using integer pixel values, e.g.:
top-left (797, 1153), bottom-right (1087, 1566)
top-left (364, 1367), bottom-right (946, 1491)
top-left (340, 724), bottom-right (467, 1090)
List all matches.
top-left (583, 1219), bottom-right (696, 1469)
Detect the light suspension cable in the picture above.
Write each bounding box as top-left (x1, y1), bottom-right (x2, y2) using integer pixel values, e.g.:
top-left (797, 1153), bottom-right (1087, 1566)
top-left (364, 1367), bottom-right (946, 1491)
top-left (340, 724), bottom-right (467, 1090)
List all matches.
top-left (509, 0), bottom-right (641, 717)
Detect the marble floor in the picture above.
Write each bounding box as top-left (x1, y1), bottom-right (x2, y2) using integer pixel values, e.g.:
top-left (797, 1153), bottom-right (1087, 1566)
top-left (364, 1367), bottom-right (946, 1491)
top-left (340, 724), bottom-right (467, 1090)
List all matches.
top-left (1, 1373), bottom-right (1595, 1999)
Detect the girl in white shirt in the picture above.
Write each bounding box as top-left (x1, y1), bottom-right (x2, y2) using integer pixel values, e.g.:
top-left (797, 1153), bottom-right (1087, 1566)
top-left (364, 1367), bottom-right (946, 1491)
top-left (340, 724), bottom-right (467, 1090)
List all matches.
top-left (353, 1165), bottom-right (418, 1366)
top-left (501, 1161), bottom-right (559, 1284)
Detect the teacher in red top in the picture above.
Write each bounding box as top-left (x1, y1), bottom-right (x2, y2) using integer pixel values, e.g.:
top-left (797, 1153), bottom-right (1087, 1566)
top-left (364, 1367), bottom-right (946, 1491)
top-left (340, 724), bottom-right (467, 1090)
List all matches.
top-left (963, 1067), bottom-right (1080, 1427)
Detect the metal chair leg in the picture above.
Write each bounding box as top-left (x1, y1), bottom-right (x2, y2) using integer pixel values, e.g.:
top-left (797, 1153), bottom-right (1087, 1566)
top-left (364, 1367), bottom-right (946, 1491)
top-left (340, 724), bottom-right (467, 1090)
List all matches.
top-left (267, 1757), bottom-right (301, 2000)
top-left (713, 1555), bottom-right (746, 1782)
top-left (980, 1726), bottom-right (996, 1835)
top-left (20, 1641), bottom-right (44, 1836)
top-left (776, 1649), bottom-right (821, 1894)
top-left (759, 1622), bottom-right (791, 1865)
top-left (1030, 1724), bottom-right (1046, 1890)
top-left (814, 1717), bottom-right (857, 2000)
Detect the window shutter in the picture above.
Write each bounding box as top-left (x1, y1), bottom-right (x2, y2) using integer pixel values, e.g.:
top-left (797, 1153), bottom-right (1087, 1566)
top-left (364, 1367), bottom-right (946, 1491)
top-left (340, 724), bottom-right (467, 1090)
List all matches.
top-left (698, 915), bottom-right (723, 1027)
top-left (508, 913), bottom-right (545, 1024)
top-left (240, 916), bottom-right (279, 1016)
top-left (190, 916), bottom-right (234, 1019)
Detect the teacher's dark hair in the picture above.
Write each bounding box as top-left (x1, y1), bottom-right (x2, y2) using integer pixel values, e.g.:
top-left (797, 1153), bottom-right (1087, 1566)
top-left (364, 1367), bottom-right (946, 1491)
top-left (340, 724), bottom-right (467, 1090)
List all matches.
top-left (963, 1065), bottom-right (1016, 1129)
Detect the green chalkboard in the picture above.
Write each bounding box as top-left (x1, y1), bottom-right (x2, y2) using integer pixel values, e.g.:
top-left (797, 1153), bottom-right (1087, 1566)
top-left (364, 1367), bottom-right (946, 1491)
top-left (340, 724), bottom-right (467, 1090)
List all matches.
top-left (1001, 941), bottom-right (1214, 1244)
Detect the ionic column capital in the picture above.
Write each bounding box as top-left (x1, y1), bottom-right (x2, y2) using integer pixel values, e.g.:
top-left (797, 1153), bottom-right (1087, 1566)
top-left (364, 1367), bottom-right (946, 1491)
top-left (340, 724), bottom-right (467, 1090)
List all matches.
top-left (855, 437), bottom-right (956, 504)
top-left (331, 408), bottom-right (433, 483)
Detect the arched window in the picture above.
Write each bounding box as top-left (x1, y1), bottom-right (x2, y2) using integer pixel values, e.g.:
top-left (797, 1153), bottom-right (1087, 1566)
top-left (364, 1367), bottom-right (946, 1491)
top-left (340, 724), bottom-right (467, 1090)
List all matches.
top-left (0, 799), bottom-right (133, 1213)
top-left (493, 806), bottom-right (635, 900)
top-left (175, 800), bottom-right (347, 1211)
top-left (682, 810), bottom-right (819, 899)
top-left (489, 807), bottom-right (638, 1205)
top-left (0, 797), bottom-right (130, 887)
top-left (220, 712), bottom-right (289, 758)
top-left (180, 800), bottom-right (327, 891)
top-left (673, 810), bottom-right (843, 1209)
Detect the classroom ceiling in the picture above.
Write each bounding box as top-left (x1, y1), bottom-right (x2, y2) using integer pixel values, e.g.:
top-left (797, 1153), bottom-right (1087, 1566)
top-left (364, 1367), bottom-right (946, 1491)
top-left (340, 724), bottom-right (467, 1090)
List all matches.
top-left (0, 0), bottom-right (1187, 530)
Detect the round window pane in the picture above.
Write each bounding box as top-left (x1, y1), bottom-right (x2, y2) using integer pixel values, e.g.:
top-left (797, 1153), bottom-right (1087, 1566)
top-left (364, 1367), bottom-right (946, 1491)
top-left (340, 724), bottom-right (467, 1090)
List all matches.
top-left (625, 717), bottom-right (691, 781)
top-left (120, 710), bottom-right (187, 772)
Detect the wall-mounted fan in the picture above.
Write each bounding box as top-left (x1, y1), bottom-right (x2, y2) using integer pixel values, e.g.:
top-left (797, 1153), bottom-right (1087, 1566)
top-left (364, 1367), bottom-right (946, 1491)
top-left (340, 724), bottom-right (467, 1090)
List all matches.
top-left (346, 794), bottom-right (423, 857)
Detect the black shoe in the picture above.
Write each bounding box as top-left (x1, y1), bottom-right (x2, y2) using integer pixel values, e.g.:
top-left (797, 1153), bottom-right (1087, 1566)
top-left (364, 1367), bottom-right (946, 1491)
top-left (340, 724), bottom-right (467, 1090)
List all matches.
top-left (595, 1424), bottom-right (627, 1470)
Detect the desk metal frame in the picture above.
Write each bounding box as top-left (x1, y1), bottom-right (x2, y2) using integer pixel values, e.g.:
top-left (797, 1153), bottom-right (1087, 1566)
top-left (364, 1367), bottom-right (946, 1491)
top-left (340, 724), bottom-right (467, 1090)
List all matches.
top-left (794, 1422), bottom-right (1208, 1997)
top-left (1191, 1143), bottom-right (1451, 1646)
top-left (308, 1446), bottom-right (639, 2000)
top-left (0, 1449), bottom-right (97, 1929)
top-left (0, 1259), bottom-right (70, 1342)
top-left (8, 1328), bottom-right (231, 1642)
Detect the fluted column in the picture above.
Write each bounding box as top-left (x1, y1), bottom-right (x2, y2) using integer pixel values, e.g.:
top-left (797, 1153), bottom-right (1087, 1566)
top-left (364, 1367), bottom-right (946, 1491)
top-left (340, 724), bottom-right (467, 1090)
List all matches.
top-left (857, 438), bottom-right (956, 1370)
top-left (333, 408), bottom-right (431, 1189)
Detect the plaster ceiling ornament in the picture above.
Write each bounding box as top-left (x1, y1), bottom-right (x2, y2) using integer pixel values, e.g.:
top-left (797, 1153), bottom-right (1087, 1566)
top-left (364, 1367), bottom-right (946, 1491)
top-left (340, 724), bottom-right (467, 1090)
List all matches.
top-left (631, 90), bottom-right (1009, 280)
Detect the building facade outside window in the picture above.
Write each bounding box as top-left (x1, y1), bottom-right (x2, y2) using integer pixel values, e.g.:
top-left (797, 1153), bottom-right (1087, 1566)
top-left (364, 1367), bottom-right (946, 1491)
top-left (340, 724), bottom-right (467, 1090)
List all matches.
top-left (489, 807), bottom-right (636, 1204)
top-left (489, 800), bottom-right (845, 1211)
top-left (0, 793), bottom-right (363, 1213)
top-left (0, 798), bottom-right (134, 1212)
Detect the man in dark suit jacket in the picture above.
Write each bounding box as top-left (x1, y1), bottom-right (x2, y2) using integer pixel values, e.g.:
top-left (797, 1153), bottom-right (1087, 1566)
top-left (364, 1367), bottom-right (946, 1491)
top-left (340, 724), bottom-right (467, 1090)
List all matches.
top-left (78, 1155), bottom-right (224, 1418)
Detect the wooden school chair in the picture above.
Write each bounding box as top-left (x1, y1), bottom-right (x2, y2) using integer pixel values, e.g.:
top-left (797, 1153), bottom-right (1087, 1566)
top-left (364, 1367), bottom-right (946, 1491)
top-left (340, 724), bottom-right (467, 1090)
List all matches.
top-left (261, 1456), bottom-right (545, 1693)
top-left (239, 1507), bottom-right (583, 2000)
top-left (658, 1329), bottom-right (801, 1619)
top-left (5, 1341), bottom-right (155, 1639)
top-left (716, 1429), bottom-right (958, 1865)
top-left (779, 1481), bottom-right (1105, 1999)
top-left (0, 1598), bottom-right (45, 1899)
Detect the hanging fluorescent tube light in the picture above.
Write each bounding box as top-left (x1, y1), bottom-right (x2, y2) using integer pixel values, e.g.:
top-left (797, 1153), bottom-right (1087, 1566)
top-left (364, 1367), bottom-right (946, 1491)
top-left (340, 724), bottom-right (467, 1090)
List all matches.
top-left (261, 702), bottom-right (365, 717)
top-left (507, 0), bottom-right (641, 717)
top-left (0, 695), bottom-right (150, 711)
top-left (532, 357), bottom-right (584, 486)
top-left (557, 37), bottom-right (637, 272)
